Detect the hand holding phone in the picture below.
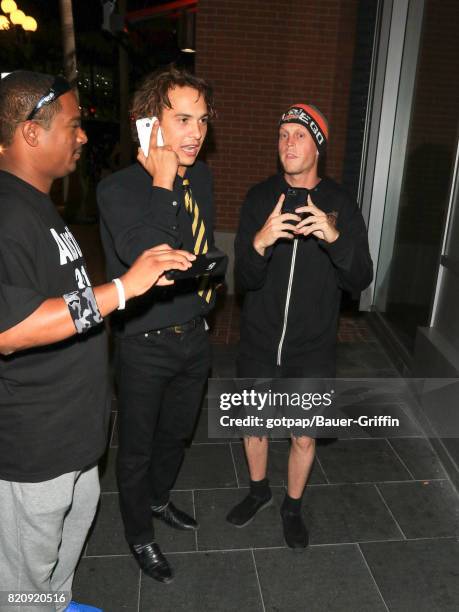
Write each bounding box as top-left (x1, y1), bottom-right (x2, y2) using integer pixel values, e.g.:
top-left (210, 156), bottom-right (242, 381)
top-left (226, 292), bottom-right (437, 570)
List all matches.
top-left (135, 117), bottom-right (177, 190)
top-left (253, 193), bottom-right (300, 256)
top-left (281, 188), bottom-right (310, 224)
top-left (136, 117), bottom-right (164, 156)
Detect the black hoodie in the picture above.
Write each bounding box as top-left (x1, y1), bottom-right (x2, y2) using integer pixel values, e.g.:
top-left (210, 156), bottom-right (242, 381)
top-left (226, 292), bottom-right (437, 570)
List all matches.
top-left (235, 174), bottom-right (373, 369)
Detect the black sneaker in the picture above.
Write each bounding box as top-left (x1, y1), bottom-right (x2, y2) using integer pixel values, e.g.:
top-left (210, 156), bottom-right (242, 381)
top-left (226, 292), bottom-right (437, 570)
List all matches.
top-left (281, 511), bottom-right (309, 551)
top-left (226, 492), bottom-right (273, 527)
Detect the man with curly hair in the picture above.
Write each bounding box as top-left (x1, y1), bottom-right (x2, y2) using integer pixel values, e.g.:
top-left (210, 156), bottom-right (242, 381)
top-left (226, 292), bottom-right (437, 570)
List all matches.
top-left (98, 66), bottom-right (220, 583)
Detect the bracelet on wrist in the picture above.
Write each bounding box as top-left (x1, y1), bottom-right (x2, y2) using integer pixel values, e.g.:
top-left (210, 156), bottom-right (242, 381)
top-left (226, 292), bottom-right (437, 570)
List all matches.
top-left (112, 278), bottom-right (126, 310)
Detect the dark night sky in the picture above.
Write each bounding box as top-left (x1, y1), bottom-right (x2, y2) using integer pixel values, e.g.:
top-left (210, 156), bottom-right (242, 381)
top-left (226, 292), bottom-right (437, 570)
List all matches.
top-left (1, 1), bottom-right (188, 71)
top-left (1, 2), bottom-right (193, 118)
top-left (13, 1), bottom-right (170, 34)
top-left (13, 0), bottom-right (102, 32)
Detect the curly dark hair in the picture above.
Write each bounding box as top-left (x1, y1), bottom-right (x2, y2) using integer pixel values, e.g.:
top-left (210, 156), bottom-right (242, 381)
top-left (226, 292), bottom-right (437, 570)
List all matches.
top-left (130, 66), bottom-right (215, 141)
top-left (0, 71), bottom-right (64, 147)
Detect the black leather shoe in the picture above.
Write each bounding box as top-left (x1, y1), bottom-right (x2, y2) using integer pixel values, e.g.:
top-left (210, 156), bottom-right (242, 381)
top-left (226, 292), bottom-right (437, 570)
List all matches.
top-left (151, 502), bottom-right (199, 531)
top-left (131, 542), bottom-right (173, 583)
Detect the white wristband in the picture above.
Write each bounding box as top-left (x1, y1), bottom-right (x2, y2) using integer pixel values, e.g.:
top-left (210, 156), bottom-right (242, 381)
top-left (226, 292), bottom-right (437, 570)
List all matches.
top-left (112, 278), bottom-right (126, 310)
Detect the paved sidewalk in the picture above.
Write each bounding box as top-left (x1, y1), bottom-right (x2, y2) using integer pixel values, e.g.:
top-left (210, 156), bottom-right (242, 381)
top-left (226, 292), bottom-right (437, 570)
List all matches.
top-left (71, 225), bottom-right (459, 611)
top-left (73, 340), bottom-right (459, 612)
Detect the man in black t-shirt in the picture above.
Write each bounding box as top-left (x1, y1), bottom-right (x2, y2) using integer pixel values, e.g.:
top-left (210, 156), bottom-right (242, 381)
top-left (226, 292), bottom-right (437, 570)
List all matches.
top-left (0, 71), bottom-right (194, 611)
top-left (97, 67), bottom-right (220, 583)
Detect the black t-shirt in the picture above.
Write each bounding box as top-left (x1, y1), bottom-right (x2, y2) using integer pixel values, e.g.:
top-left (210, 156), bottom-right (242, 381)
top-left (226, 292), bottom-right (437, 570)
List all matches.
top-left (0, 171), bottom-right (110, 482)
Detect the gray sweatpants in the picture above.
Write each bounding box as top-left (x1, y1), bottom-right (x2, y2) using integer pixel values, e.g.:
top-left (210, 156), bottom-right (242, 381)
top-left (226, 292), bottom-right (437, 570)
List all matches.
top-left (0, 466), bottom-right (100, 612)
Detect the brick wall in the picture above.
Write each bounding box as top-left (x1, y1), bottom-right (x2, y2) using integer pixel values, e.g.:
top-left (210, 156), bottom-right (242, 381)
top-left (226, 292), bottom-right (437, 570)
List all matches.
top-left (196, 0), bottom-right (359, 231)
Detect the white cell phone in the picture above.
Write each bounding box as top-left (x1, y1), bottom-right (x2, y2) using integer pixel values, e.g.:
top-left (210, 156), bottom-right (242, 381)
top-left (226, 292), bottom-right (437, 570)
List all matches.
top-left (136, 117), bottom-right (164, 155)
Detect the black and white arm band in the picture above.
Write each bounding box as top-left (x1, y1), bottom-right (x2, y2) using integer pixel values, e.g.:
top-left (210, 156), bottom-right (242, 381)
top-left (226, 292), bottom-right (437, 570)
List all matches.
top-left (63, 287), bottom-right (103, 334)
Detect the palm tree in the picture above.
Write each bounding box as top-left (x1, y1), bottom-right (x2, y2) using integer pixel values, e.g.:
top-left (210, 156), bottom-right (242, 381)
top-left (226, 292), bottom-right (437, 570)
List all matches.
top-left (118, 0), bottom-right (131, 168)
top-left (59, 0), bottom-right (89, 220)
top-left (59, 0), bottom-right (78, 94)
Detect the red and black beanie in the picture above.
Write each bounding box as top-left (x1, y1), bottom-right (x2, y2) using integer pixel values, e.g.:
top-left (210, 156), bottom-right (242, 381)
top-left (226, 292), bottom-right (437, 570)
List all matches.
top-left (279, 104), bottom-right (329, 154)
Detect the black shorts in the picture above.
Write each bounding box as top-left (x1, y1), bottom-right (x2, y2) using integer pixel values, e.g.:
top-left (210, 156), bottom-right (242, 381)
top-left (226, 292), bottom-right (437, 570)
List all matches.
top-left (234, 355), bottom-right (336, 438)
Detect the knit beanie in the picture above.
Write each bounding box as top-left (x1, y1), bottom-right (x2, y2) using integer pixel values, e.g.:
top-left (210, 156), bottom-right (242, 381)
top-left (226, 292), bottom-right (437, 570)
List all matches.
top-left (279, 104), bottom-right (329, 154)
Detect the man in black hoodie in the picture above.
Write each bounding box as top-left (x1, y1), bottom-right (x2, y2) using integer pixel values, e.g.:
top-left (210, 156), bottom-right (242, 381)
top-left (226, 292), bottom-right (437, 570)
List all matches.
top-left (227, 104), bottom-right (373, 549)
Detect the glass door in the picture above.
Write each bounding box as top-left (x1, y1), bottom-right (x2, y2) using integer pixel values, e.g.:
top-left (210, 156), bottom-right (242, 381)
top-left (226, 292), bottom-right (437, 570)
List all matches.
top-left (372, 0), bottom-right (459, 352)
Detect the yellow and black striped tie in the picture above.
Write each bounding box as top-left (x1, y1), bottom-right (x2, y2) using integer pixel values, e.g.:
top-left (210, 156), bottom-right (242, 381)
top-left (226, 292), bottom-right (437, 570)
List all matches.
top-left (183, 178), bottom-right (214, 303)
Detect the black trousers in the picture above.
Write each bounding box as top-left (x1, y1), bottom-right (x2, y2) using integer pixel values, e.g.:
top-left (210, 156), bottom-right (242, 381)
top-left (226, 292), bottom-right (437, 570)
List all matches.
top-left (115, 323), bottom-right (211, 545)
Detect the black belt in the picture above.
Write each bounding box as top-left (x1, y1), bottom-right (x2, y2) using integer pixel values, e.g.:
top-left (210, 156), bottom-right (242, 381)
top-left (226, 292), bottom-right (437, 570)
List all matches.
top-left (147, 316), bottom-right (204, 336)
